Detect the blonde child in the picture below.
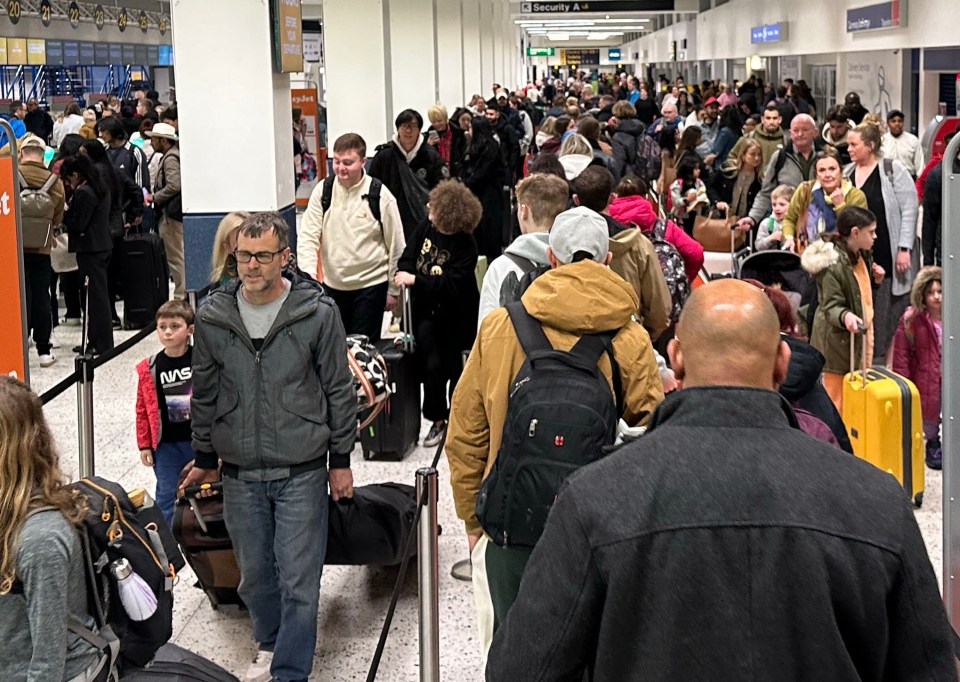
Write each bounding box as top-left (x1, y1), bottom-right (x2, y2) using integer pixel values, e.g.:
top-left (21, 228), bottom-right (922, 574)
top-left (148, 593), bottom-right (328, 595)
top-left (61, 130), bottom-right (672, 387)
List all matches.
top-left (755, 184), bottom-right (795, 250)
top-left (892, 267), bottom-right (943, 469)
top-left (135, 300), bottom-right (196, 525)
top-left (801, 206), bottom-right (884, 411)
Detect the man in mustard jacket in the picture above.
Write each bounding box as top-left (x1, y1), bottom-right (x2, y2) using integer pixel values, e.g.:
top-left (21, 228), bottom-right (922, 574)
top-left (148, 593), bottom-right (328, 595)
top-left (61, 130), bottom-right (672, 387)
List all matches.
top-left (447, 206), bottom-right (664, 656)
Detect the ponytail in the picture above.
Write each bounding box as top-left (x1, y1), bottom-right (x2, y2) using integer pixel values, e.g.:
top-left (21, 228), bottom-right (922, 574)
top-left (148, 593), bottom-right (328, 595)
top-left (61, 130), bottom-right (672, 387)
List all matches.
top-left (825, 205), bottom-right (876, 263)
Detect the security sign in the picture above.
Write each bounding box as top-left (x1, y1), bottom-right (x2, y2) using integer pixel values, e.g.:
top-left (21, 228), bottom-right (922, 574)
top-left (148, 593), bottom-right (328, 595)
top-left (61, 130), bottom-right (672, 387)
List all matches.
top-left (0, 140), bottom-right (28, 382)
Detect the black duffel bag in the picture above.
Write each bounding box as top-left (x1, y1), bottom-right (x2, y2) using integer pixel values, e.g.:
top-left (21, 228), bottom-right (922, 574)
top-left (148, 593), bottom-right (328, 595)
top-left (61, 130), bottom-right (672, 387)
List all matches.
top-left (325, 483), bottom-right (419, 566)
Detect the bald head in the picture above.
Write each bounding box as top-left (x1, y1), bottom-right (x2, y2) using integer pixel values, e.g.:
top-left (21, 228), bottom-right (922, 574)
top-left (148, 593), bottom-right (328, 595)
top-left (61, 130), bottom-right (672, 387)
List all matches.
top-left (668, 280), bottom-right (789, 389)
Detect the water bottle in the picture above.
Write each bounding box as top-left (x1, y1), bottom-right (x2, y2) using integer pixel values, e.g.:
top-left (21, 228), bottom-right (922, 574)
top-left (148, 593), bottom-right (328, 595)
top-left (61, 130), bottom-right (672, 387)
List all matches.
top-left (110, 558), bottom-right (158, 621)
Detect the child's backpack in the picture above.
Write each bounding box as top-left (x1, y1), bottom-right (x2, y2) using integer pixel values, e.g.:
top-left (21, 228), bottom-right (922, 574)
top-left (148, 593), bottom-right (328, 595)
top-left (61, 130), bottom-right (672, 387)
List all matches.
top-left (640, 219), bottom-right (691, 325)
top-left (498, 253), bottom-right (550, 307)
top-left (475, 302), bottom-right (623, 548)
top-left (72, 477), bottom-right (185, 672)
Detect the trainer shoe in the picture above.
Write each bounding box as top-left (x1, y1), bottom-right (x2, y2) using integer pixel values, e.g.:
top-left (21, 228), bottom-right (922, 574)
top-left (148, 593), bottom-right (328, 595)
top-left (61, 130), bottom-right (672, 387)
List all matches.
top-left (244, 649), bottom-right (274, 682)
top-left (39, 353), bottom-right (57, 368)
top-left (926, 440), bottom-right (943, 470)
top-left (424, 421), bottom-right (447, 448)
top-left (61, 316), bottom-right (81, 326)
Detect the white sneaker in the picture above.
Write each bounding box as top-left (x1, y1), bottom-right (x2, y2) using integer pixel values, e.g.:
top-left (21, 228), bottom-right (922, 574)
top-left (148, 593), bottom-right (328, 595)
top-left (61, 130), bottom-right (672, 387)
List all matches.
top-left (39, 353), bottom-right (57, 368)
top-left (244, 649), bottom-right (274, 682)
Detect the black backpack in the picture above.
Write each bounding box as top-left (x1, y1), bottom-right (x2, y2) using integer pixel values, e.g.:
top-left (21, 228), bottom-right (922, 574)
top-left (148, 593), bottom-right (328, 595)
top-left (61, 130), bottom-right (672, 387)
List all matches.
top-left (320, 175), bottom-right (383, 241)
top-left (498, 253), bottom-right (550, 307)
top-left (475, 302), bottom-right (623, 548)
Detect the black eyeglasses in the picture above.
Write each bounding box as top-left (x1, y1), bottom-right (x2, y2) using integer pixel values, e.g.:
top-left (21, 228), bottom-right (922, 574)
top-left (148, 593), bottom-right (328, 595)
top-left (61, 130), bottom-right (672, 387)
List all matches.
top-left (234, 248), bottom-right (286, 264)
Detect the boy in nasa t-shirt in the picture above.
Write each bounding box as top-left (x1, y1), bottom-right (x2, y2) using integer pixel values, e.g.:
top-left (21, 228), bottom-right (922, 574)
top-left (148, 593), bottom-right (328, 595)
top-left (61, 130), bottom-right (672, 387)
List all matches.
top-left (135, 300), bottom-right (196, 525)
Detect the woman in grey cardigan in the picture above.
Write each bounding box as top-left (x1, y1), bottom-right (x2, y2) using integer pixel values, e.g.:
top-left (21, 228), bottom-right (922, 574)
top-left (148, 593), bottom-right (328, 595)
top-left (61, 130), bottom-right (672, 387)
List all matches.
top-left (845, 114), bottom-right (919, 362)
top-left (0, 377), bottom-right (100, 682)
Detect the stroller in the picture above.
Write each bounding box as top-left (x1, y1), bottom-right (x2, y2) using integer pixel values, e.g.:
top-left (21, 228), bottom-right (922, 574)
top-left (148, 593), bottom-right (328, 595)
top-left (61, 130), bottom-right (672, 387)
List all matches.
top-left (738, 249), bottom-right (817, 337)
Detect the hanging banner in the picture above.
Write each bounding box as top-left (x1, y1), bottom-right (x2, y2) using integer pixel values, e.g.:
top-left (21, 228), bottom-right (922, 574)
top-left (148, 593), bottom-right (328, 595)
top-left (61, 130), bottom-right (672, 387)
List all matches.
top-left (159, 16), bottom-right (168, 35)
top-left (139, 10), bottom-right (148, 33)
top-left (117, 7), bottom-right (128, 32)
top-left (94, 4), bottom-right (105, 29)
top-left (69, 1), bottom-right (80, 28)
top-left (39, 0), bottom-right (51, 26)
top-left (0, 141), bottom-right (28, 382)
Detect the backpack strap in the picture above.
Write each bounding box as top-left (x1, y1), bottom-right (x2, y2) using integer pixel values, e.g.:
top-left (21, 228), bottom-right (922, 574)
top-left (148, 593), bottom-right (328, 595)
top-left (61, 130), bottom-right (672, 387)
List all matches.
top-left (319, 175), bottom-right (335, 214)
top-left (570, 332), bottom-right (624, 417)
top-left (503, 252), bottom-right (537, 275)
top-left (363, 177), bottom-right (385, 242)
top-left (506, 301), bottom-right (553, 356)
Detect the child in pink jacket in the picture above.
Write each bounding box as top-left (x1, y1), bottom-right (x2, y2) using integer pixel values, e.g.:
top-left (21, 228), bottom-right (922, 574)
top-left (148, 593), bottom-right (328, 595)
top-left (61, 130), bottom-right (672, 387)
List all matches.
top-left (135, 300), bottom-right (196, 525)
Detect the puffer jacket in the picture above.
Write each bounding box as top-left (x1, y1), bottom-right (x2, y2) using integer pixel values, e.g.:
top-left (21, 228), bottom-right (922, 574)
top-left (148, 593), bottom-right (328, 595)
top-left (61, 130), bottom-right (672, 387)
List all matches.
top-left (608, 194), bottom-right (704, 282)
top-left (801, 239), bottom-right (873, 374)
top-left (191, 272), bottom-right (357, 475)
top-left (447, 260), bottom-right (665, 535)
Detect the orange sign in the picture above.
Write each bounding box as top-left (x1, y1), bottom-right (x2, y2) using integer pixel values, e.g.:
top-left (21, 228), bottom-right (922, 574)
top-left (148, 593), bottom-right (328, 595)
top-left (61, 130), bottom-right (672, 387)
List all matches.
top-left (0, 154), bottom-right (28, 381)
top-left (292, 87), bottom-right (326, 207)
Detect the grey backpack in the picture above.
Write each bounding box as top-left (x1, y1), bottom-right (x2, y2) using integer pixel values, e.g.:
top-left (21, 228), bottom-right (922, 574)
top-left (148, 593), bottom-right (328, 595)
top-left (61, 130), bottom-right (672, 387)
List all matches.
top-left (18, 170), bottom-right (58, 250)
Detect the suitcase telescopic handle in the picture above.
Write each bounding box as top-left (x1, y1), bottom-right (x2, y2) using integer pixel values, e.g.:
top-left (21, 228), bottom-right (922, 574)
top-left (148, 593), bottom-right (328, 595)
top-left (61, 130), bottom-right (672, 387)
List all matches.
top-left (399, 284), bottom-right (414, 353)
top-left (849, 324), bottom-right (867, 387)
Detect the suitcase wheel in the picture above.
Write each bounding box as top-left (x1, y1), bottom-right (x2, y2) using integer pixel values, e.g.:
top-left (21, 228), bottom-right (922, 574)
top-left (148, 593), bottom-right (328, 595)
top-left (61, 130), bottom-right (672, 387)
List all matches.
top-left (914, 491), bottom-right (923, 508)
top-left (363, 450), bottom-right (372, 461)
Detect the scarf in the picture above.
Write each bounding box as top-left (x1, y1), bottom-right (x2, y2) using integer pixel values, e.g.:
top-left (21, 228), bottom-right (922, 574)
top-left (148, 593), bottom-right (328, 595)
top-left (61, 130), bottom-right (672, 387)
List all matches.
top-left (811, 186), bottom-right (838, 234)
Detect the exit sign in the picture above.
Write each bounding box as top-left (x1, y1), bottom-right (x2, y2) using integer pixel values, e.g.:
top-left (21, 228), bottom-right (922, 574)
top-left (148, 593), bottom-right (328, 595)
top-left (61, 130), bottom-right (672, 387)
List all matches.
top-left (527, 47), bottom-right (555, 56)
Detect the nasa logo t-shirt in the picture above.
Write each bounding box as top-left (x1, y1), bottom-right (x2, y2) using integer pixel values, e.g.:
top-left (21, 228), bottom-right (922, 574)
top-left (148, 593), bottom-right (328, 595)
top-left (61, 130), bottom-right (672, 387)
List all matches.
top-left (154, 347), bottom-right (193, 443)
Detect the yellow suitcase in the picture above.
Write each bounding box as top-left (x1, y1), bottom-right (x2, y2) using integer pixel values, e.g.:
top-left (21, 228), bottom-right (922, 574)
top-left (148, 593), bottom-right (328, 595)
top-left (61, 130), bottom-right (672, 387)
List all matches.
top-left (842, 331), bottom-right (924, 506)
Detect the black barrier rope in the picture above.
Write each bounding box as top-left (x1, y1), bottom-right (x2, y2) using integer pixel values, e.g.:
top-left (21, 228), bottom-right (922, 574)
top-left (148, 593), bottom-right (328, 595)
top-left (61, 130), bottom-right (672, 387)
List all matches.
top-left (38, 322), bottom-right (157, 405)
top-left (366, 431), bottom-right (447, 682)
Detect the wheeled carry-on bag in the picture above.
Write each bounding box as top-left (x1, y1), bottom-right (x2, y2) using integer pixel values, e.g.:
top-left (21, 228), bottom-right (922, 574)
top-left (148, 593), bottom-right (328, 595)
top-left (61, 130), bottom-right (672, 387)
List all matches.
top-left (173, 483), bottom-right (244, 610)
top-left (842, 329), bottom-right (925, 507)
top-left (118, 642), bottom-right (239, 681)
top-left (121, 231), bottom-right (170, 329)
top-left (360, 284), bottom-right (420, 460)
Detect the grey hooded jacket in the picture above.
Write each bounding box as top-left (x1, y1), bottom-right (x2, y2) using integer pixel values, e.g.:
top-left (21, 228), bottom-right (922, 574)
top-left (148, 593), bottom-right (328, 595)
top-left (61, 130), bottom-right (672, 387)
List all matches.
top-left (191, 273), bottom-right (356, 478)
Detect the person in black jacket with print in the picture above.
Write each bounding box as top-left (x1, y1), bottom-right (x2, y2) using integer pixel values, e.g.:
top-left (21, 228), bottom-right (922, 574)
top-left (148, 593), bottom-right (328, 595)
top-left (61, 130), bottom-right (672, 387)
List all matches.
top-left (60, 153), bottom-right (114, 354)
top-left (369, 109), bottom-right (447, 241)
top-left (487, 278), bottom-right (956, 682)
top-left (394, 181), bottom-right (480, 448)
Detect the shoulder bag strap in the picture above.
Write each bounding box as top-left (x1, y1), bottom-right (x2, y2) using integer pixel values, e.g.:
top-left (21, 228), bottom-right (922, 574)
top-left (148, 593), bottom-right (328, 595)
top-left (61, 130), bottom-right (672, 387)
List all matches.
top-left (506, 301), bottom-right (552, 356)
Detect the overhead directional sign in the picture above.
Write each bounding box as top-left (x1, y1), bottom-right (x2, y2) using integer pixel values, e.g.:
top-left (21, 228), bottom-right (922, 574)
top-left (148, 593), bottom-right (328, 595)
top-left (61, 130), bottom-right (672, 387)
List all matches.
top-left (520, 1), bottom-right (674, 12)
top-left (526, 47), bottom-right (555, 56)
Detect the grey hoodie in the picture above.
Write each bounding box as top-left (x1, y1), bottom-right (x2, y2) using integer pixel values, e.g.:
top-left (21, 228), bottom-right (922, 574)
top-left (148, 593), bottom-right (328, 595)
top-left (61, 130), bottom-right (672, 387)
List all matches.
top-left (478, 232), bottom-right (550, 325)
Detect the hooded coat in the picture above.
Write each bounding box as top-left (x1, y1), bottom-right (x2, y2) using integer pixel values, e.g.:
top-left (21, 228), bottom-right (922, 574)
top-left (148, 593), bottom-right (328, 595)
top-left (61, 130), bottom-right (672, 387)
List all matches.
top-left (801, 238), bottom-right (873, 374)
top-left (447, 260), bottom-right (664, 535)
top-left (891, 267), bottom-right (942, 424)
top-left (477, 232), bottom-right (550, 324)
top-left (606, 220), bottom-right (672, 341)
top-left (608, 194), bottom-right (704, 282)
top-left (369, 137), bottom-right (447, 239)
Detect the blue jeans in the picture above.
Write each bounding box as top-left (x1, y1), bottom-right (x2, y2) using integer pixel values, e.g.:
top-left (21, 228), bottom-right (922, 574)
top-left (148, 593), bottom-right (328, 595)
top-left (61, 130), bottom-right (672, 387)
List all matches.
top-left (153, 441), bottom-right (195, 526)
top-left (222, 468), bottom-right (329, 682)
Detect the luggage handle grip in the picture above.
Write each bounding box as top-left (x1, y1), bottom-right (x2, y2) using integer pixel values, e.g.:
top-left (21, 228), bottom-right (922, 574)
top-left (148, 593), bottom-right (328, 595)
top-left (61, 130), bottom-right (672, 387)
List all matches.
top-left (180, 481), bottom-right (224, 499)
top-left (848, 324), bottom-right (867, 388)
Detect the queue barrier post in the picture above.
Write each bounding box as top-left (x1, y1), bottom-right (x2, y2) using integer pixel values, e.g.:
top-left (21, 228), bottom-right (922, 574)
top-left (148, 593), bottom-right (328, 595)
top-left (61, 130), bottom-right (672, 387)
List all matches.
top-left (416, 467), bottom-right (440, 682)
top-left (75, 353), bottom-right (96, 478)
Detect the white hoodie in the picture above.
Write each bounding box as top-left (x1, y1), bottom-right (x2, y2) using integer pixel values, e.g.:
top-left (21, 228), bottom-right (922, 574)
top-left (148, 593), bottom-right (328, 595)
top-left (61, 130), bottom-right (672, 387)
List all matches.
top-left (478, 232), bottom-right (551, 325)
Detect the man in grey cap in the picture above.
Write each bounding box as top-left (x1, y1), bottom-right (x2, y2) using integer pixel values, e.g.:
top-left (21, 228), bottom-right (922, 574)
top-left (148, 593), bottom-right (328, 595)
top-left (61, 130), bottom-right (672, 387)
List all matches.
top-left (447, 205), bottom-right (664, 657)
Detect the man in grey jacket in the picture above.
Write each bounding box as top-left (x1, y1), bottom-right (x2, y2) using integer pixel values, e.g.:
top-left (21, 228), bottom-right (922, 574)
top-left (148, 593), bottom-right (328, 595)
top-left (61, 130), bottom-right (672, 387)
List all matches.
top-left (183, 212), bottom-right (356, 682)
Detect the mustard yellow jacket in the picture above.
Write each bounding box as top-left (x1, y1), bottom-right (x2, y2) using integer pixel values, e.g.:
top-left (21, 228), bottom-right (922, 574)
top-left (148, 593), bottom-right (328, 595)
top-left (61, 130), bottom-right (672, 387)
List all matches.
top-left (446, 259), bottom-right (665, 535)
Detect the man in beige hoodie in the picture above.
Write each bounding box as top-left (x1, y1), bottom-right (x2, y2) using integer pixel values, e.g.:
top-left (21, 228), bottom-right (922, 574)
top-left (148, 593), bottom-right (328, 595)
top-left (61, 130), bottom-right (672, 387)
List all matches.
top-left (297, 133), bottom-right (405, 341)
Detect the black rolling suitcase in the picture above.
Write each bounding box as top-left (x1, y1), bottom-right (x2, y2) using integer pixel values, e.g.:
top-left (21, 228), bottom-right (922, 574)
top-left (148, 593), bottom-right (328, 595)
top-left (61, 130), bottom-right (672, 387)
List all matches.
top-left (121, 231), bottom-right (170, 329)
top-left (361, 285), bottom-right (420, 460)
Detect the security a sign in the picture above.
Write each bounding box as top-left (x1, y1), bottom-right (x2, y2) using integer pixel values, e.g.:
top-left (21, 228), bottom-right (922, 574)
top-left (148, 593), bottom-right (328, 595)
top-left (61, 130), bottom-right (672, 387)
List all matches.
top-left (520, 1), bottom-right (673, 12)
top-left (0, 150), bottom-right (28, 382)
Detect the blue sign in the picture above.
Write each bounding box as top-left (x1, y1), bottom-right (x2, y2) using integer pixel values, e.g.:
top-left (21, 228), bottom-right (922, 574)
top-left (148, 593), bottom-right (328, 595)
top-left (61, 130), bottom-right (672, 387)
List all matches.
top-left (750, 23), bottom-right (784, 44)
top-left (608, 48), bottom-right (621, 61)
top-left (846, 0), bottom-right (902, 32)
top-left (158, 45), bottom-right (174, 66)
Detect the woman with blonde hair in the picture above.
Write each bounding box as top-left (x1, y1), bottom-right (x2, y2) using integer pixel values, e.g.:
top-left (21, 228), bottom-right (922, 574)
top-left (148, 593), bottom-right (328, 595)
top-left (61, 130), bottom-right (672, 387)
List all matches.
top-left (210, 210), bottom-right (251, 286)
top-left (558, 133), bottom-right (595, 181)
top-left (0, 376), bottom-right (100, 681)
top-left (707, 137), bottom-right (763, 220)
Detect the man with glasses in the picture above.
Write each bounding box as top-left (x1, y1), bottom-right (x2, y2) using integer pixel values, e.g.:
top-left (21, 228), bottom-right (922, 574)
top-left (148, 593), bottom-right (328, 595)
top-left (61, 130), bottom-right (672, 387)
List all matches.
top-left (184, 212), bottom-right (356, 682)
top-left (298, 132), bottom-right (406, 342)
top-left (738, 114), bottom-right (822, 234)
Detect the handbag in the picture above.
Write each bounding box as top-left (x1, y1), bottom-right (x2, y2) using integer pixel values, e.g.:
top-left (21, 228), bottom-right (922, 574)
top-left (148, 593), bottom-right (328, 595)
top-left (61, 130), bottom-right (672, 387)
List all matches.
top-left (50, 227), bottom-right (78, 273)
top-left (347, 334), bottom-right (391, 430)
top-left (693, 209), bottom-right (745, 252)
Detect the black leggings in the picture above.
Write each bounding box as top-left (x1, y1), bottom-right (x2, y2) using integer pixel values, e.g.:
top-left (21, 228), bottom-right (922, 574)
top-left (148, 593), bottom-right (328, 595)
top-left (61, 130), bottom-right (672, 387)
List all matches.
top-left (416, 317), bottom-right (465, 422)
top-left (324, 282), bottom-right (388, 342)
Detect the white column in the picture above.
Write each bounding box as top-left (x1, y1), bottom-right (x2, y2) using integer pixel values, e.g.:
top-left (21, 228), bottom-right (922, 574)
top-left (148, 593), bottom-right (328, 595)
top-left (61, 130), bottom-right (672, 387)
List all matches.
top-left (479, 0), bottom-right (496, 95)
top-left (170, 0), bottom-right (296, 290)
top-left (388, 0), bottom-right (438, 119)
top-left (323, 0), bottom-right (391, 150)
top-left (492, 0), bottom-right (504, 88)
top-left (437, 0), bottom-right (464, 109)
top-left (461, 0), bottom-right (483, 102)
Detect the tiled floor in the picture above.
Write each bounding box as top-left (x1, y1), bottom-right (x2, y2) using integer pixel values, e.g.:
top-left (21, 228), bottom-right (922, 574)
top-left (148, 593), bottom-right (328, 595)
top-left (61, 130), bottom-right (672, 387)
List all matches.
top-left (27, 305), bottom-right (946, 681)
top-left (29, 310), bottom-right (484, 681)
